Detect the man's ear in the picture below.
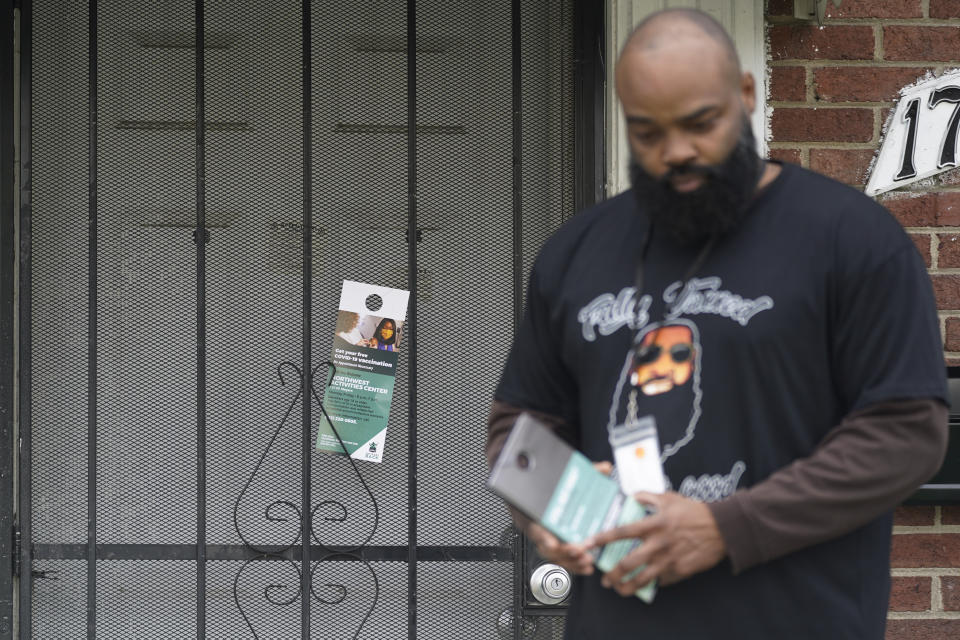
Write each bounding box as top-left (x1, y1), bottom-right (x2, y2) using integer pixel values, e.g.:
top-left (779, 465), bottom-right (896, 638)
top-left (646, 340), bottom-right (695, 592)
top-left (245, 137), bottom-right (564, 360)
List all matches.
top-left (740, 71), bottom-right (756, 114)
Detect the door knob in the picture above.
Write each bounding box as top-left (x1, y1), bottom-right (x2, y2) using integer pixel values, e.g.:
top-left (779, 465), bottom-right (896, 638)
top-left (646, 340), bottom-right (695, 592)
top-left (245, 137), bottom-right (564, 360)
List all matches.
top-left (530, 563), bottom-right (571, 605)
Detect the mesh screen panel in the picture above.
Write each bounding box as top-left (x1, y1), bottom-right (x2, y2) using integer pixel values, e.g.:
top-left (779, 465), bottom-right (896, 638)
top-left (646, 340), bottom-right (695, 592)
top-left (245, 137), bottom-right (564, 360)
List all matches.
top-left (310, 0), bottom-right (410, 550)
top-left (31, 0), bottom-right (89, 547)
top-left (31, 561), bottom-right (85, 639)
top-left (203, 0), bottom-right (305, 552)
top-left (30, 3), bottom-right (90, 637)
top-left (414, 0), bottom-right (513, 549)
top-left (207, 560), bottom-right (302, 640)
top-left (502, 613), bottom-right (567, 640)
top-left (531, 616), bottom-right (567, 640)
top-left (96, 0), bottom-right (198, 546)
top-left (209, 560), bottom-right (409, 639)
top-left (27, 0), bottom-right (576, 636)
top-left (309, 560), bottom-right (407, 638)
top-left (521, 0), bottom-right (575, 286)
top-left (96, 561), bottom-right (197, 637)
top-left (416, 561), bottom-right (512, 638)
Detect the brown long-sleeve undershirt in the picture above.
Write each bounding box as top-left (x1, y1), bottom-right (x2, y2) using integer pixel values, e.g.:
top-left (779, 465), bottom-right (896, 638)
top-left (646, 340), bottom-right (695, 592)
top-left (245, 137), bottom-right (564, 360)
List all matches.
top-left (486, 397), bottom-right (948, 574)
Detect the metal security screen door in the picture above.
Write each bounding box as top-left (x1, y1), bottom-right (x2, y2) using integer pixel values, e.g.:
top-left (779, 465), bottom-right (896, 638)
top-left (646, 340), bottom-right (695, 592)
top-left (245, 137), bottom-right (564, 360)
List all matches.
top-left (18, 0), bottom-right (584, 637)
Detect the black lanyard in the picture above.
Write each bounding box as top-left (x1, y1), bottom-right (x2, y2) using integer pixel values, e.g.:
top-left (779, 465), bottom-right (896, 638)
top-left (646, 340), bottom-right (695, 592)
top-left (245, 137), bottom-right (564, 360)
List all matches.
top-left (632, 221), bottom-right (717, 365)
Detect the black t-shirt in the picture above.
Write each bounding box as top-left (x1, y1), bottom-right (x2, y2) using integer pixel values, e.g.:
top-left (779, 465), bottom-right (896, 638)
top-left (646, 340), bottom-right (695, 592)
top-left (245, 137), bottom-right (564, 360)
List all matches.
top-left (495, 163), bottom-right (947, 639)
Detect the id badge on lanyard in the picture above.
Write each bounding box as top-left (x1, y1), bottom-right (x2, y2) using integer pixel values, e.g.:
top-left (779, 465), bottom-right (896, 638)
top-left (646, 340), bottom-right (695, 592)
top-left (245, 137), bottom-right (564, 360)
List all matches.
top-left (608, 416), bottom-right (666, 496)
top-left (606, 221), bottom-right (715, 497)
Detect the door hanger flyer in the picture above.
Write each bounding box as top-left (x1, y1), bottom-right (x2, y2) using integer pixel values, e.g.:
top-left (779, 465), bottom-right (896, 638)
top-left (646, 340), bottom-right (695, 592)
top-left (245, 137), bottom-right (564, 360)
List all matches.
top-left (316, 280), bottom-right (410, 463)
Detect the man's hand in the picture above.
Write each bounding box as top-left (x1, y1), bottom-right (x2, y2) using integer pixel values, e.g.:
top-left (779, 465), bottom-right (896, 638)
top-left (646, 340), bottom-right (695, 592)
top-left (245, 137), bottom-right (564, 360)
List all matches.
top-left (513, 461), bottom-right (614, 576)
top-left (585, 491), bottom-right (726, 596)
top-left (525, 522), bottom-right (594, 576)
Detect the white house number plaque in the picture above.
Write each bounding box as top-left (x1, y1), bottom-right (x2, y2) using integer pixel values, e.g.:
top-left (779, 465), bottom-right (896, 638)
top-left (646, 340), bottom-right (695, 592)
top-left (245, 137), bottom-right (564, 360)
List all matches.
top-left (867, 69), bottom-right (960, 197)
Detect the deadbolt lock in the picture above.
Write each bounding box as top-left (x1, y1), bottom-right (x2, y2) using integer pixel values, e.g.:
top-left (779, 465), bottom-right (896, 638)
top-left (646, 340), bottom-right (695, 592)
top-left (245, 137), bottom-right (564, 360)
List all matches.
top-left (530, 563), bottom-right (571, 605)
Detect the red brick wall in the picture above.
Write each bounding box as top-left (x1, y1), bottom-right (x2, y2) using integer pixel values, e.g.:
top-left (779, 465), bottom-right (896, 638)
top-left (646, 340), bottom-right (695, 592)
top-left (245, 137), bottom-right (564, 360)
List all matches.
top-left (766, 1), bottom-right (960, 636)
top-left (887, 506), bottom-right (960, 637)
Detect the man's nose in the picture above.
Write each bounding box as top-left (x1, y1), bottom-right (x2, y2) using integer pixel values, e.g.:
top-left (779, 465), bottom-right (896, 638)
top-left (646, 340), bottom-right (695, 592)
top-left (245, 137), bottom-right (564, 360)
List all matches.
top-left (661, 130), bottom-right (697, 166)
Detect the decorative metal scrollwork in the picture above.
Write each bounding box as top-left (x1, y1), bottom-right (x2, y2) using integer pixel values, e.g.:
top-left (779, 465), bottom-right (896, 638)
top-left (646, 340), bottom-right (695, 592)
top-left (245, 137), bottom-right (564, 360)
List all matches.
top-left (233, 361), bottom-right (380, 639)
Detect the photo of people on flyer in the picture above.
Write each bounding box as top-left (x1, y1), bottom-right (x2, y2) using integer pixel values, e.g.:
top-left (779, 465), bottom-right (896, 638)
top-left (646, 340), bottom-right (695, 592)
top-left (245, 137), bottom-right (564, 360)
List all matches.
top-left (335, 310), bottom-right (404, 352)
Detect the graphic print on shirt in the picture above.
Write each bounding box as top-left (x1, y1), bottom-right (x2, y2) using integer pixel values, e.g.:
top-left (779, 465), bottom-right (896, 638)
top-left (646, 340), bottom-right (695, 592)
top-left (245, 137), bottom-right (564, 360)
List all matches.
top-left (608, 319), bottom-right (703, 463)
top-left (582, 277), bottom-right (776, 500)
top-left (578, 276), bottom-right (773, 342)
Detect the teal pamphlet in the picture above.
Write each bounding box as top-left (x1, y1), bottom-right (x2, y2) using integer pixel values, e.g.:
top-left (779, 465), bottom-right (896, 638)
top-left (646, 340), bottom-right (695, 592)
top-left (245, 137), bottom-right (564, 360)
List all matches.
top-left (316, 280), bottom-right (409, 463)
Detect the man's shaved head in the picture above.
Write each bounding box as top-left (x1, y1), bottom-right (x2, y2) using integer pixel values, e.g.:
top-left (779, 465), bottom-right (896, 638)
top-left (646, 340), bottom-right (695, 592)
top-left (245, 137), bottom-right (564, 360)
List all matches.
top-left (620, 9), bottom-right (741, 83)
top-left (614, 8), bottom-right (764, 246)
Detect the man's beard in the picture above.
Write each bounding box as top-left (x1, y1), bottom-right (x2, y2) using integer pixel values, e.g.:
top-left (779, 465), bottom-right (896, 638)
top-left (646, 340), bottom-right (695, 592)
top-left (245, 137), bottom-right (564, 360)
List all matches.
top-left (630, 116), bottom-right (762, 246)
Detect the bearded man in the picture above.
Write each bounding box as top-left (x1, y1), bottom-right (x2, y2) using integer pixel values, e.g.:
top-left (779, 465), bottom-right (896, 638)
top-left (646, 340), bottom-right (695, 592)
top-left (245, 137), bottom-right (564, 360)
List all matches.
top-left (487, 8), bottom-right (948, 639)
